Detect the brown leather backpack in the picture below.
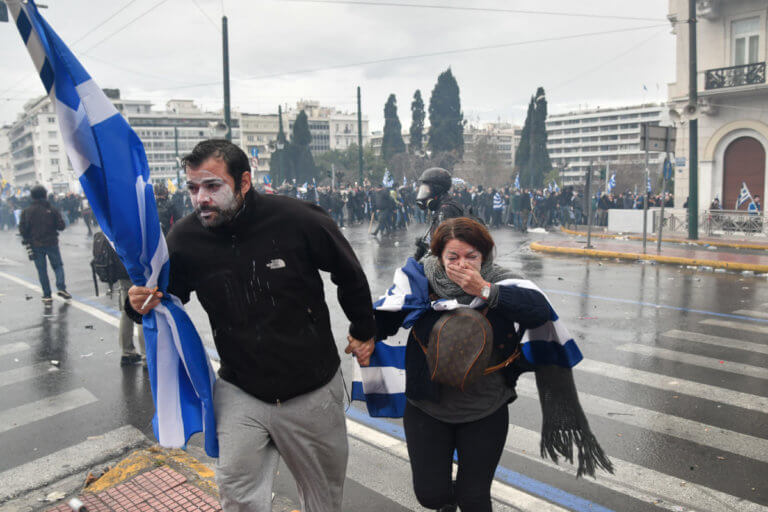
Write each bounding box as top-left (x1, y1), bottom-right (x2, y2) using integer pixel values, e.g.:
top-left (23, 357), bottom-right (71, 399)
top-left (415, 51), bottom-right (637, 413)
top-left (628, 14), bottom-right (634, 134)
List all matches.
top-left (419, 308), bottom-right (520, 391)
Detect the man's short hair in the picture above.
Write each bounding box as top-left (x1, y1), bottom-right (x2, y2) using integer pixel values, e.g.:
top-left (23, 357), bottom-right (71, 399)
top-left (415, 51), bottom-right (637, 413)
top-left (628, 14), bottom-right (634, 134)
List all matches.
top-left (181, 139), bottom-right (250, 190)
top-left (31, 185), bottom-right (47, 200)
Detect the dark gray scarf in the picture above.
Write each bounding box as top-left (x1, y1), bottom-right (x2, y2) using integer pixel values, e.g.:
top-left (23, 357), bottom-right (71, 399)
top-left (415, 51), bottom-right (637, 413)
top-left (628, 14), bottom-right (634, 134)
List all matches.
top-left (421, 255), bottom-right (613, 478)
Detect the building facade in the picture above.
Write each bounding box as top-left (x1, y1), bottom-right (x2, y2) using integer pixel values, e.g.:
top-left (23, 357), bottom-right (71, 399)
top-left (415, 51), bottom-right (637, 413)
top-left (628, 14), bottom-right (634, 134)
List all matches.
top-left (0, 126), bottom-right (13, 189)
top-left (668, 0), bottom-right (768, 210)
top-left (546, 104), bottom-right (667, 186)
top-left (284, 101), bottom-right (369, 155)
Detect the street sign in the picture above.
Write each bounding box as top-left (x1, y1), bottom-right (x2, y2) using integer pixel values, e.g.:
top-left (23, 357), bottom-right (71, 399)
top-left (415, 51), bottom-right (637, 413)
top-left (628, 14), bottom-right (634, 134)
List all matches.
top-left (663, 159), bottom-right (673, 180)
top-left (640, 124), bottom-right (676, 153)
top-left (675, 156), bottom-right (686, 167)
top-left (250, 147), bottom-right (259, 158)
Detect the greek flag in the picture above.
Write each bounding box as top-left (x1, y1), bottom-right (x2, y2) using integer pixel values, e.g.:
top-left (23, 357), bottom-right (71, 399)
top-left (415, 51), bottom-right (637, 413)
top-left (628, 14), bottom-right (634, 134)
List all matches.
top-left (352, 258), bottom-right (583, 417)
top-left (547, 181), bottom-right (554, 193)
top-left (514, 174), bottom-right (520, 190)
top-left (607, 173), bottom-right (616, 192)
top-left (383, 170), bottom-right (394, 188)
top-left (9, 0), bottom-right (218, 457)
top-left (736, 182), bottom-right (753, 209)
top-left (647, 175), bottom-right (652, 194)
top-left (403, 175), bottom-right (408, 186)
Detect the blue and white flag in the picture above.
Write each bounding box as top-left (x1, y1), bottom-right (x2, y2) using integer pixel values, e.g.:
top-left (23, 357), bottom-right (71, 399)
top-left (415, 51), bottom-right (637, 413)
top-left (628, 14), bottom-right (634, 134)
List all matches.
top-left (547, 181), bottom-right (554, 193)
top-left (352, 258), bottom-right (583, 418)
top-left (736, 182), bottom-right (753, 209)
top-left (9, 0), bottom-right (218, 457)
top-left (383, 170), bottom-right (394, 188)
top-left (514, 174), bottom-right (520, 190)
top-left (403, 175), bottom-right (407, 186)
top-left (263, 174), bottom-right (271, 185)
top-left (646, 175), bottom-right (652, 194)
top-left (607, 173), bottom-right (616, 192)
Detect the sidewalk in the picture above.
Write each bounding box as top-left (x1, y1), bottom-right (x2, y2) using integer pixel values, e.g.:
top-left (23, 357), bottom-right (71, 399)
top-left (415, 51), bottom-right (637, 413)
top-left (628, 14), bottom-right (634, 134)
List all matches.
top-left (560, 226), bottom-right (768, 251)
top-left (531, 237), bottom-right (768, 272)
top-left (44, 446), bottom-right (225, 512)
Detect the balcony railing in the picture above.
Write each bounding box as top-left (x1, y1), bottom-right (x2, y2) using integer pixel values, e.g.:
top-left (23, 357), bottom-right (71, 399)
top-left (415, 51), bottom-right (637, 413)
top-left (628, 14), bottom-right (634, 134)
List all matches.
top-left (705, 62), bottom-right (766, 90)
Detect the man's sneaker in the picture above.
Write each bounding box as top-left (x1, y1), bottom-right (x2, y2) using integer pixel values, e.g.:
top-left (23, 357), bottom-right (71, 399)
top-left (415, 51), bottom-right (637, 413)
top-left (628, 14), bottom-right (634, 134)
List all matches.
top-left (42, 296), bottom-right (53, 305)
top-left (57, 290), bottom-right (72, 300)
top-left (120, 353), bottom-right (143, 367)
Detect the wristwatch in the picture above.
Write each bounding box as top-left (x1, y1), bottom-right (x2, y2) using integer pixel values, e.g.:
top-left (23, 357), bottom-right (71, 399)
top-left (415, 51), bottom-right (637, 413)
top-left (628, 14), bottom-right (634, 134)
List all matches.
top-left (481, 282), bottom-right (491, 300)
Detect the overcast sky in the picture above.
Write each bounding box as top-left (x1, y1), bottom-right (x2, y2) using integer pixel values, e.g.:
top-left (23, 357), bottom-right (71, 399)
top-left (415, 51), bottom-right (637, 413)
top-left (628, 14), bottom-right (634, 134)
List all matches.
top-left (0, 0), bottom-right (675, 131)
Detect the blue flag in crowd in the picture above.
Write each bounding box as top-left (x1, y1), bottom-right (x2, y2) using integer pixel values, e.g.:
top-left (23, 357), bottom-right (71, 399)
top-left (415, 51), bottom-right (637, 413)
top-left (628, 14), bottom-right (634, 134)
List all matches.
top-left (514, 174), bottom-right (520, 190)
top-left (352, 258), bottom-right (583, 418)
top-left (382, 170), bottom-right (394, 188)
top-left (647, 175), bottom-right (652, 194)
top-left (9, 0), bottom-right (218, 457)
top-left (608, 173), bottom-right (616, 192)
top-left (736, 182), bottom-right (753, 209)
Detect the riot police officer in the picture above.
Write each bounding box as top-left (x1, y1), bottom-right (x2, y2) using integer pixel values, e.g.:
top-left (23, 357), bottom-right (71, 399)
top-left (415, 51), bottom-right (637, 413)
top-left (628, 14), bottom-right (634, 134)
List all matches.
top-left (414, 167), bottom-right (465, 259)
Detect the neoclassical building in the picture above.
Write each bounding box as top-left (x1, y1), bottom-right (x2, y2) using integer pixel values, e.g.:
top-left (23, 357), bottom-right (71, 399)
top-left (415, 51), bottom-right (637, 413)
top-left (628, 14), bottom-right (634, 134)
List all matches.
top-left (668, 0), bottom-right (768, 210)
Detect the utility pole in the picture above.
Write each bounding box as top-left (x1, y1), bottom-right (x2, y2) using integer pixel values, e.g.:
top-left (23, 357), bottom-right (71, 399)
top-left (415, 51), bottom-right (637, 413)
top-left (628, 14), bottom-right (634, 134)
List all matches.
top-left (688, 0), bottom-right (698, 239)
top-left (585, 162), bottom-right (594, 248)
top-left (357, 86), bottom-right (364, 186)
top-left (222, 15), bottom-right (232, 142)
top-left (642, 132), bottom-right (650, 253)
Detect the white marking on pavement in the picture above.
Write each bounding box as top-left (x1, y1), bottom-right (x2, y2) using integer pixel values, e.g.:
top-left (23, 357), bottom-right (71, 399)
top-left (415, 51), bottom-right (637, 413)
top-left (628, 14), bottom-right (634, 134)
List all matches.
top-left (504, 424), bottom-right (768, 512)
top-left (0, 425), bottom-right (147, 501)
top-left (0, 342), bottom-right (30, 358)
top-left (0, 362), bottom-right (58, 388)
top-left (616, 343), bottom-right (768, 380)
top-left (346, 418), bottom-right (567, 511)
top-left (0, 388), bottom-right (98, 435)
top-left (0, 271), bottom-right (119, 328)
top-left (733, 310), bottom-right (768, 320)
top-left (516, 379), bottom-right (768, 464)
top-left (701, 318), bottom-right (768, 335)
top-left (577, 359), bottom-right (768, 414)
top-left (663, 329), bottom-right (768, 355)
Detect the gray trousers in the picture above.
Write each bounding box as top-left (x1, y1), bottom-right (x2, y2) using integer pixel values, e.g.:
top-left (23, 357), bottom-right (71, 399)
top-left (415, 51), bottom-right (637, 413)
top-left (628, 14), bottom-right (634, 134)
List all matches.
top-left (214, 369), bottom-right (348, 512)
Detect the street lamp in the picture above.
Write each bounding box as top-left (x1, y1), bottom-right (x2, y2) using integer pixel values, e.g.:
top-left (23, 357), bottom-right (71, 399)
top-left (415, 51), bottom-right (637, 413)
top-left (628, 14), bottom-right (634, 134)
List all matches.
top-left (209, 121), bottom-right (229, 139)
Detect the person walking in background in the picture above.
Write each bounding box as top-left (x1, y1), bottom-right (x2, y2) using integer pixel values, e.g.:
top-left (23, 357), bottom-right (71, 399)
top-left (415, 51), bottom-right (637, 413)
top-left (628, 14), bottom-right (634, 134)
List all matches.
top-left (19, 185), bottom-right (72, 304)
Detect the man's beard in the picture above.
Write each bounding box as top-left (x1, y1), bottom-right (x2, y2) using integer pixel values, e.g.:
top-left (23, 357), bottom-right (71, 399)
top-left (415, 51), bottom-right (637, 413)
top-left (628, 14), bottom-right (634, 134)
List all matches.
top-left (195, 189), bottom-right (243, 228)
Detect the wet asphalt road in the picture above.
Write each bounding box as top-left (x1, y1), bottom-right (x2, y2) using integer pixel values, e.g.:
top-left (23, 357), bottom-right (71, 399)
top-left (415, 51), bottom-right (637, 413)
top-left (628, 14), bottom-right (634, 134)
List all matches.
top-left (0, 219), bottom-right (766, 511)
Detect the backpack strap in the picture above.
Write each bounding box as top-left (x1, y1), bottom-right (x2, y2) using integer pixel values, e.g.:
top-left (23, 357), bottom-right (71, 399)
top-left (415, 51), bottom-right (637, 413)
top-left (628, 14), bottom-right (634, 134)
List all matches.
top-left (483, 346), bottom-right (521, 375)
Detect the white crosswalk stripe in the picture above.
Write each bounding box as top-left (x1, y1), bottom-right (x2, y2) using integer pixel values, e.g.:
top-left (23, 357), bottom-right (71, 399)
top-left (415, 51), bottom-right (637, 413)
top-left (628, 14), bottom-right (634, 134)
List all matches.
top-left (0, 362), bottom-right (58, 388)
top-left (700, 318), bottom-right (768, 335)
top-left (0, 342), bottom-right (30, 358)
top-left (616, 343), bottom-right (768, 380)
top-left (0, 388), bottom-right (98, 435)
top-left (733, 309), bottom-right (768, 320)
top-left (576, 358), bottom-right (768, 414)
top-left (516, 378), bottom-right (768, 464)
top-left (504, 424), bottom-right (768, 512)
top-left (663, 329), bottom-right (768, 355)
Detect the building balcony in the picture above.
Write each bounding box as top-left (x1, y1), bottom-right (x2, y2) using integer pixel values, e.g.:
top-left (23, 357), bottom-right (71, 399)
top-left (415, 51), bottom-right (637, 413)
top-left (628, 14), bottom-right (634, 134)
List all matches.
top-left (704, 62), bottom-right (766, 91)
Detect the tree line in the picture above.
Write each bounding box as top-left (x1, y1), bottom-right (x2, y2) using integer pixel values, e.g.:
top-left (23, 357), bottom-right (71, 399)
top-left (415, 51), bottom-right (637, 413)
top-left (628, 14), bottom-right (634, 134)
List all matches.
top-left (270, 68), bottom-right (553, 189)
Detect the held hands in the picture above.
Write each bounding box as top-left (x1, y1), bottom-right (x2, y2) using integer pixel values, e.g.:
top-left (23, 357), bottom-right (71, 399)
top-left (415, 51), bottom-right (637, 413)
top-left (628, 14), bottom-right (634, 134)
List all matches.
top-left (445, 262), bottom-right (489, 298)
top-left (128, 285), bottom-right (163, 315)
top-left (345, 335), bottom-right (375, 367)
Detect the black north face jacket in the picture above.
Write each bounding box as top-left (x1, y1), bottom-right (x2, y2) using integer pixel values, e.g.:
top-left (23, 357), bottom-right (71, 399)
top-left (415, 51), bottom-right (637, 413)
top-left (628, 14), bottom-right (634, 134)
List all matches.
top-left (139, 190), bottom-right (376, 403)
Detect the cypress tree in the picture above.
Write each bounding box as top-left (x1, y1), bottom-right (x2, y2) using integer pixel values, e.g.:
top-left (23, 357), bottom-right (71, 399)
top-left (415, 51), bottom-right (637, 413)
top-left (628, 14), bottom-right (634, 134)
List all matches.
top-left (291, 110), bottom-right (316, 182)
top-left (382, 94), bottom-right (406, 162)
top-left (409, 89), bottom-right (425, 153)
top-left (529, 87), bottom-right (552, 188)
top-left (427, 68), bottom-right (464, 158)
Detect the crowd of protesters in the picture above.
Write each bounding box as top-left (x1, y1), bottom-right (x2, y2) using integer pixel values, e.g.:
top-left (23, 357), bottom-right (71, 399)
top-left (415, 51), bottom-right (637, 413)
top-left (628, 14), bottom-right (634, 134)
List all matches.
top-left (252, 178), bottom-right (675, 233)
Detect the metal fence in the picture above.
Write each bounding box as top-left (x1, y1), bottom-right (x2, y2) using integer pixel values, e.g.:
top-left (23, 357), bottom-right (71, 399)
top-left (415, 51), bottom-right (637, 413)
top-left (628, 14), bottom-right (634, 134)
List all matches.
top-left (656, 209), bottom-right (766, 237)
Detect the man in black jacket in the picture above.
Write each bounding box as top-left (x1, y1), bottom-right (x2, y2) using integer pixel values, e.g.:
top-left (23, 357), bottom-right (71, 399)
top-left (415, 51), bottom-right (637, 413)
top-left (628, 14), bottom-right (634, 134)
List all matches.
top-left (128, 140), bottom-right (375, 512)
top-left (19, 185), bottom-right (71, 304)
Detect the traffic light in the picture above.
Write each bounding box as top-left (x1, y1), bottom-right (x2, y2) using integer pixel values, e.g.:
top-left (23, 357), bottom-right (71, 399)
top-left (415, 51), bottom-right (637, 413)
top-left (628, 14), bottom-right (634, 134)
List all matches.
top-left (0, 2), bottom-right (9, 23)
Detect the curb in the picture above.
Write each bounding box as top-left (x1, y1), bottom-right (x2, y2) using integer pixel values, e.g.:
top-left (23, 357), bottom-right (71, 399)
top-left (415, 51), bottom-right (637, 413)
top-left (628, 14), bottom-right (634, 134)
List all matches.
top-left (84, 445), bottom-right (219, 497)
top-left (559, 226), bottom-right (768, 251)
top-left (530, 241), bottom-right (768, 273)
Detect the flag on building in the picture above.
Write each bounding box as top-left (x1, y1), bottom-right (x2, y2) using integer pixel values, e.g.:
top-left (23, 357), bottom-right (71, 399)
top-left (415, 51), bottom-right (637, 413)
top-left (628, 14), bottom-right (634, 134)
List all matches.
top-left (8, 0), bottom-right (218, 457)
top-left (736, 182), bottom-right (754, 209)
